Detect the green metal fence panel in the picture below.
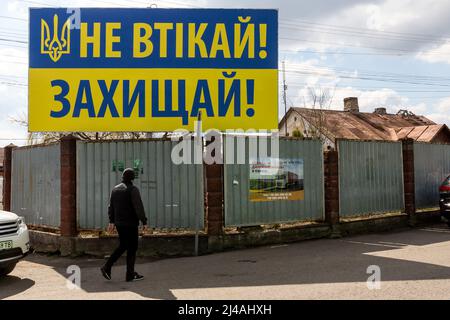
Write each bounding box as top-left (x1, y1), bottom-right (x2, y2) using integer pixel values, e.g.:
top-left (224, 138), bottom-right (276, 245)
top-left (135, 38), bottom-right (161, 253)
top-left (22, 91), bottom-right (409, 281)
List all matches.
top-left (414, 142), bottom-right (450, 209)
top-left (338, 140), bottom-right (404, 217)
top-left (0, 176), bottom-right (3, 208)
top-left (224, 137), bottom-right (324, 226)
top-left (11, 144), bottom-right (61, 227)
top-left (77, 140), bottom-right (204, 230)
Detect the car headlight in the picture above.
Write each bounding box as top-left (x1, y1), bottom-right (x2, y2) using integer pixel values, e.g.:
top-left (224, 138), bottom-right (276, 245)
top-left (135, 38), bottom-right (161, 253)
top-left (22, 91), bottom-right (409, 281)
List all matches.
top-left (17, 216), bottom-right (26, 227)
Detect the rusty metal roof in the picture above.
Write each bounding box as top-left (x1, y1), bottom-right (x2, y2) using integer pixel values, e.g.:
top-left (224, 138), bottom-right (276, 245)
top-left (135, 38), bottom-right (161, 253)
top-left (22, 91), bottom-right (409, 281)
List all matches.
top-left (394, 124), bottom-right (446, 142)
top-left (287, 107), bottom-right (441, 142)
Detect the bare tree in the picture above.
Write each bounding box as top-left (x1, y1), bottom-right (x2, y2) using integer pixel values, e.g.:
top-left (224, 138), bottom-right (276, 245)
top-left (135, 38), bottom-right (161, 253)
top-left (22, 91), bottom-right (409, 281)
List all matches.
top-left (9, 113), bottom-right (152, 145)
top-left (299, 85), bottom-right (336, 142)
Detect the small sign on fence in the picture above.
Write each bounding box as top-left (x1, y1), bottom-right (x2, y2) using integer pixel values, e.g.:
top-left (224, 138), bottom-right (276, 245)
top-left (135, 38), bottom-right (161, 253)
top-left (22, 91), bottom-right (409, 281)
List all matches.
top-left (249, 157), bottom-right (304, 201)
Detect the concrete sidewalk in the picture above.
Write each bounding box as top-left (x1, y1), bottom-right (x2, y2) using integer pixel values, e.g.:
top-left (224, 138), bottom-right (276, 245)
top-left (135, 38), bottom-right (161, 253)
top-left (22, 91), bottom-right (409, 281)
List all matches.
top-left (2, 224), bottom-right (450, 299)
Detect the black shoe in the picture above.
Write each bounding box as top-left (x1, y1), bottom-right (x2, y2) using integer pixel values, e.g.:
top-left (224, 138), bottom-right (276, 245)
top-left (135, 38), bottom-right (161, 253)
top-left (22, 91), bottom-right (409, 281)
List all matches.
top-left (101, 266), bottom-right (111, 280)
top-left (126, 272), bottom-right (144, 282)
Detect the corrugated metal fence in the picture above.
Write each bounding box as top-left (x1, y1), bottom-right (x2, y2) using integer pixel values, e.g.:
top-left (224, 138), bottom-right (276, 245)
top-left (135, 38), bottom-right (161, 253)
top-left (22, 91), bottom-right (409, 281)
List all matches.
top-left (10, 144), bottom-right (61, 227)
top-left (338, 140), bottom-right (404, 217)
top-left (77, 140), bottom-right (204, 230)
top-left (0, 176), bottom-right (3, 208)
top-left (224, 137), bottom-right (324, 226)
top-left (11, 138), bottom-right (444, 231)
top-left (414, 142), bottom-right (450, 209)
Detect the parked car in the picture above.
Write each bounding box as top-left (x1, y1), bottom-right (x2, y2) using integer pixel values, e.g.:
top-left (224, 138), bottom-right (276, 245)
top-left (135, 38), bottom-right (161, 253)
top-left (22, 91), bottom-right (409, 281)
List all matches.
top-left (439, 175), bottom-right (450, 227)
top-left (0, 210), bottom-right (31, 276)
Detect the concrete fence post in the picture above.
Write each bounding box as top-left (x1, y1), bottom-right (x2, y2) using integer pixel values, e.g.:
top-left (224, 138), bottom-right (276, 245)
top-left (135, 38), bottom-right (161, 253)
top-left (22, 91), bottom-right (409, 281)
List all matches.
top-left (60, 135), bottom-right (78, 237)
top-left (324, 150), bottom-right (340, 236)
top-left (205, 163), bottom-right (224, 236)
top-left (402, 138), bottom-right (416, 226)
top-left (2, 144), bottom-right (16, 212)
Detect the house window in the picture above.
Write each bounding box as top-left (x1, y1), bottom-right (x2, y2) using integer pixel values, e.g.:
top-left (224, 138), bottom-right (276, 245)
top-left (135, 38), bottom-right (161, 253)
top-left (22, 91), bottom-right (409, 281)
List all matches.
top-left (294, 117), bottom-right (297, 121)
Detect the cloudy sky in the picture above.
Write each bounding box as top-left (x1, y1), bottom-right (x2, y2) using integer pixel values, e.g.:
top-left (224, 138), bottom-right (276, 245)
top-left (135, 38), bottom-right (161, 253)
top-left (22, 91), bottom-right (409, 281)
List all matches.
top-left (2, 0), bottom-right (450, 146)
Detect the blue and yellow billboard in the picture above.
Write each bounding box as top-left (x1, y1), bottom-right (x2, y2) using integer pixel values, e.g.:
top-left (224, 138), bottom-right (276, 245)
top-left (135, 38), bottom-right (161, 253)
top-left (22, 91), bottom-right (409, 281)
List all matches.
top-left (29, 8), bottom-right (278, 132)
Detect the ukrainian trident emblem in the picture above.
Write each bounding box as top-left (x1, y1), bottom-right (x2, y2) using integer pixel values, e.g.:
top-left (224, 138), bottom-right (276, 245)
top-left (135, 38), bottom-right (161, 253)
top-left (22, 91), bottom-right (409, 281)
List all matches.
top-left (40, 14), bottom-right (71, 62)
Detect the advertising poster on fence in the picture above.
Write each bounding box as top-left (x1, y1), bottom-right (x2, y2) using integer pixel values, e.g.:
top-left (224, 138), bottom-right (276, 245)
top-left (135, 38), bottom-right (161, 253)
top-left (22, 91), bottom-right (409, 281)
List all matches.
top-left (28, 8), bottom-right (278, 132)
top-left (249, 158), bottom-right (304, 202)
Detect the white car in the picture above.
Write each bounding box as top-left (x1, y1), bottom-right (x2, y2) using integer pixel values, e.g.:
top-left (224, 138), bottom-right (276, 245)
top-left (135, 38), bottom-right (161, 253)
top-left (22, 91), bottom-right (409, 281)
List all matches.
top-left (0, 210), bottom-right (31, 276)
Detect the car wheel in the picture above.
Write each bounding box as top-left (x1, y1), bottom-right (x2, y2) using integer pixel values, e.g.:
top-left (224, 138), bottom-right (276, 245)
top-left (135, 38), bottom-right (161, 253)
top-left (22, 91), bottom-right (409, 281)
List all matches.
top-left (0, 263), bottom-right (17, 276)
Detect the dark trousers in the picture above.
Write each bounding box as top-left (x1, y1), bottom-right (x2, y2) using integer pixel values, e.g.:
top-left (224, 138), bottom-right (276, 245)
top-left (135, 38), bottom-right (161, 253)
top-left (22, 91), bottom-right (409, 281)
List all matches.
top-left (105, 226), bottom-right (138, 277)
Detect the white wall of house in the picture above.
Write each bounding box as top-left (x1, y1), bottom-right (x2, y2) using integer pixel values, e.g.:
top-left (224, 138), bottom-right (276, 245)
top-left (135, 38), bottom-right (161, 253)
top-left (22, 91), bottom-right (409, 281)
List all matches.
top-left (280, 112), bottom-right (335, 150)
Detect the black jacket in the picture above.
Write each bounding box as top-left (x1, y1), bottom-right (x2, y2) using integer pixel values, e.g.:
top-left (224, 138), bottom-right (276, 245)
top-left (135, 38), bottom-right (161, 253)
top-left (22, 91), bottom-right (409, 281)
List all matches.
top-left (108, 182), bottom-right (148, 227)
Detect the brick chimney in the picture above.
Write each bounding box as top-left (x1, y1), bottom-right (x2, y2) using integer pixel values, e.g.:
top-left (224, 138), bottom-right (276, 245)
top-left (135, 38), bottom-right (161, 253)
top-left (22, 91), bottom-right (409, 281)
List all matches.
top-left (374, 107), bottom-right (387, 115)
top-left (344, 97), bottom-right (359, 112)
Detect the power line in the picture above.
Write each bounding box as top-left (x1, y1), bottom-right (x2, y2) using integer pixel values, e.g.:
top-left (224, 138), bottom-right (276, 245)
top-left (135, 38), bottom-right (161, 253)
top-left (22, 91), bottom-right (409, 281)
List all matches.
top-left (0, 81), bottom-right (27, 86)
top-left (0, 138), bottom-right (29, 140)
top-left (279, 36), bottom-right (450, 55)
top-left (280, 24), bottom-right (449, 45)
top-left (0, 29), bottom-right (27, 37)
top-left (286, 83), bottom-right (450, 93)
top-left (0, 34), bottom-right (28, 41)
top-left (0, 43), bottom-right (27, 49)
top-left (283, 68), bottom-right (450, 87)
top-left (0, 74), bottom-right (27, 79)
top-left (19, 0), bottom-right (52, 6)
top-left (280, 49), bottom-right (407, 56)
top-left (283, 18), bottom-right (450, 41)
top-left (284, 64), bottom-right (450, 82)
top-left (285, 82), bottom-right (450, 92)
top-left (0, 60), bottom-right (27, 65)
top-left (0, 15), bottom-right (26, 22)
top-left (0, 38), bottom-right (27, 44)
top-left (0, 53), bottom-right (27, 59)
top-left (151, 0), bottom-right (201, 8)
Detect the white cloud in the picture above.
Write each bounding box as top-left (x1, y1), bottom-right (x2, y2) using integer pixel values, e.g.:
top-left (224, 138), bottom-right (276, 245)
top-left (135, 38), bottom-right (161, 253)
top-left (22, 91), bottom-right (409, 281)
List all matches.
top-left (289, 82), bottom-right (430, 116)
top-left (424, 113), bottom-right (450, 126)
top-left (435, 96), bottom-right (450, 112)
top-left (277, 0), bottom-right (450, 56)
top-left (417, 42), bottom-right (450, 64)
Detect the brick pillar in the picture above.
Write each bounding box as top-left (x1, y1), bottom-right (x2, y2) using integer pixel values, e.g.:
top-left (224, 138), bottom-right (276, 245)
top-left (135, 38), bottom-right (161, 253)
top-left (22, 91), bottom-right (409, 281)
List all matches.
top-left (402, 139), bottom-right (416, 225)
top-left (324, 150), bottom-right (340, 230)
top-left (205, 164), bottom-right (224, 236)
top-left (60, 135), bottom-right (78, 237)
top-left (2, 144), bottom-right (16, 211)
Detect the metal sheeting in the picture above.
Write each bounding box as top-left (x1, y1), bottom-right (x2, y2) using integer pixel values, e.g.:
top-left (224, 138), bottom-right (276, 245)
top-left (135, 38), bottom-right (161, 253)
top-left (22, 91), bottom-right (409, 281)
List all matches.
top-left (338, 140), bottom-right (404, 217)
top-left (77, 140), bottom-right (204, 230)
top-left (11, 144), bottom-right (61, 227)
top-left (224, 137), bottom-right (324, 226)
top-left (414, 142), bottom-right (450, 209)
top-left (0, 176), bottom-right (3, 207)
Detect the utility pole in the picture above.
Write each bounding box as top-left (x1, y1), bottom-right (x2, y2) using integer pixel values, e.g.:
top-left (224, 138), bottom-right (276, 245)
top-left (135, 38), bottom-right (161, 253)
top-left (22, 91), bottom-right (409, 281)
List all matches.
top-left (282, 60), bottom-right (288, 136)
top-left (194, 111), bottom-right (202, 256)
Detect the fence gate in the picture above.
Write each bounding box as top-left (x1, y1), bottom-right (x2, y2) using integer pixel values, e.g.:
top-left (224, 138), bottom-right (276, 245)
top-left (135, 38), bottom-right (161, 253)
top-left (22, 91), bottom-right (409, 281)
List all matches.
top-left (77, 140), bottom-right (204, 230)
top-left (224, 137), bottom-right (324, 226)
top-left (10, 144), bottom-right (61, 227)
top-left (338, 140), bottom-right (404, 217)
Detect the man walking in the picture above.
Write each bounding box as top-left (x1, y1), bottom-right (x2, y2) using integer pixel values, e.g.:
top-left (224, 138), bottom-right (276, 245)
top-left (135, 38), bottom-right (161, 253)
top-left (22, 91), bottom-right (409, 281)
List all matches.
top-left (101, 168), bottom-right (148, 282)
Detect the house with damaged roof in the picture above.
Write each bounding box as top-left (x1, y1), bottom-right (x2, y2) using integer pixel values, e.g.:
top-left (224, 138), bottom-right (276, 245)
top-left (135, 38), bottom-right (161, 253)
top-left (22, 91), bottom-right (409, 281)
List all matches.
top-left (279, 97), bottom-right (450, 149)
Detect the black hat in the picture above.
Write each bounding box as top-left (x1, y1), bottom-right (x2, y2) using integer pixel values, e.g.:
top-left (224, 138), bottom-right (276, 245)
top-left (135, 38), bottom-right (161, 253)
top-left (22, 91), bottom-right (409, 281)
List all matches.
top-left (122, 168), bottom-right (135, 182)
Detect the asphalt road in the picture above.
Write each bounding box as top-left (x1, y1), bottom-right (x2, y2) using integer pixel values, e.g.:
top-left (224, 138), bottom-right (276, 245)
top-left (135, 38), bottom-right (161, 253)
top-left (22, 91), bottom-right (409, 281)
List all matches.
top-left (2, 224), bottom-right (450, 300)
